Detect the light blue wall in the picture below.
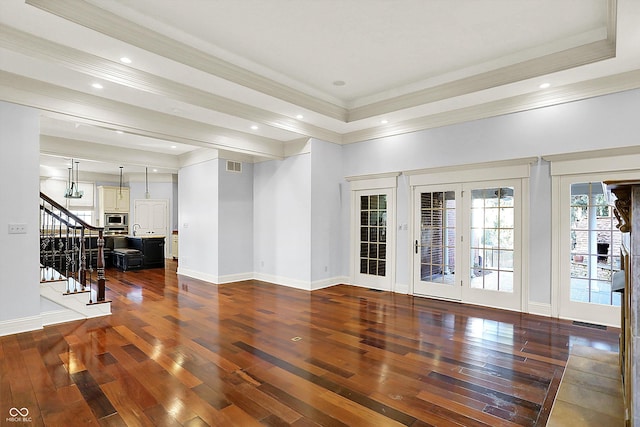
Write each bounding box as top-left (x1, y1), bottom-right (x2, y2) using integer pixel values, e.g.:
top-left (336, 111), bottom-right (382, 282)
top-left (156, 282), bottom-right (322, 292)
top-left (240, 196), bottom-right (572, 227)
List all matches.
top-left (178, 159), bottom-right (219, 279)
top-left (310, 139), bottom-right (344, 284)
top-left (218, 159), bottom-right (253, 277)
top-left (253, 153), bottom-right (312, 285)
top-left (0, 102), bottom-right (41, 329)
top-left (341, 89), bottom-right (640, 303)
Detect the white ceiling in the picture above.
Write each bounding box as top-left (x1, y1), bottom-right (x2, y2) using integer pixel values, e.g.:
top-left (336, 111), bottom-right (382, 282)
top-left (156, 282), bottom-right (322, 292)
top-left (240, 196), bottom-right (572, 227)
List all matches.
top-left (1, 0), bottom-right (639, 176)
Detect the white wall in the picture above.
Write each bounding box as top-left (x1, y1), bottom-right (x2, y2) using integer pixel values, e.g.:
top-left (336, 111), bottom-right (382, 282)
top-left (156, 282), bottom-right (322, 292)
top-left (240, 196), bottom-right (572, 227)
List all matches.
top-left (0, 102), bottom-right (41, 333)
top-left (218, 159), bottom-right (253, 279)
top-left (177, 159), bottom-right (219, 281)
top-left (253, 154), bottom-right (312, 287)
top-left (310, 139), bottom-right (345, 286)
top-left (342, 88), bottom-right (640, 304)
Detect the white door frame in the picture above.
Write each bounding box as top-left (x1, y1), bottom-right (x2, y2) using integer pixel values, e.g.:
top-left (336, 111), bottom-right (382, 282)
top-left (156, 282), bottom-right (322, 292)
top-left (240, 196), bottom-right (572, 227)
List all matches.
top-left (348, 173), bottom-right (398, 292)
top-left (407, 159), bottom-right (532, 312)
top-left (551, 170), bottom-right (638, 326)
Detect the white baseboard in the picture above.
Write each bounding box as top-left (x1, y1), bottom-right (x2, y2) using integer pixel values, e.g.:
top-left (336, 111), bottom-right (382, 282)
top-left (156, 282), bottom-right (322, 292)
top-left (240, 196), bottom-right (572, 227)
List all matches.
top-left (528, 301), bottom-right (552, 317)
top-left (177, 267), bottom-right (220, 284)
top-left (41, 309), bottom-right (84, 326)
top-left (253, 272), bottom-right (311, 290)
top-left (0, 315), bottom-right (42, 337)
top-left (218, 272), bottom-right (253, 284)
top-left (311, 276), bottom-right (349, 291)
top-left (177, 268), bottom-right (348, 292)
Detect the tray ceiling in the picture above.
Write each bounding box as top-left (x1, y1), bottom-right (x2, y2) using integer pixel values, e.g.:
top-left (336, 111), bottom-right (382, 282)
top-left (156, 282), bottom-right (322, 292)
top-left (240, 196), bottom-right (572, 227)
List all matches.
top-left (1, 0), bottom-right (639, 175)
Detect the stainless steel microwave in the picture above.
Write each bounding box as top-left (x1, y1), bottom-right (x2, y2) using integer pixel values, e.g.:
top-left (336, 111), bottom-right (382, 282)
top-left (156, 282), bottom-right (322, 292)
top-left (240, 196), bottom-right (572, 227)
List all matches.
top-left (104, 213), bottom-right (128, 227)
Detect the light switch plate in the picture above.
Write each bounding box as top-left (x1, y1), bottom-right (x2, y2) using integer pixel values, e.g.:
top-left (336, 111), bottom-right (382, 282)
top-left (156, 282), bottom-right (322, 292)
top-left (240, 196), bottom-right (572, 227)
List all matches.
top-left (8, 223), bottom-right (27, 234)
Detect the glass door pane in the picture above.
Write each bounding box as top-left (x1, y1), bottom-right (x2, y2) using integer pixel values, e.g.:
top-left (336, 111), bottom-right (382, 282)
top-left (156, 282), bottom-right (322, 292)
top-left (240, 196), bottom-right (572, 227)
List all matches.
top-left (569, 182), bottom-right (621, 306)
top-left (469, 187), bottom-right (515, 292)
top-left (359, 194), bottom-right (387, 277)
top-left (420, 191), bottom-right (456, 284)
top-left (413, 185), bottom-right (461, 300)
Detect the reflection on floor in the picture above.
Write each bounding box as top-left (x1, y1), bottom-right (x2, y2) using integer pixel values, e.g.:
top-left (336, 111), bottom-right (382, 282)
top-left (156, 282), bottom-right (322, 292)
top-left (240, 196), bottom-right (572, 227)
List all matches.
top-left (547, 345), bottom-right (625, 426)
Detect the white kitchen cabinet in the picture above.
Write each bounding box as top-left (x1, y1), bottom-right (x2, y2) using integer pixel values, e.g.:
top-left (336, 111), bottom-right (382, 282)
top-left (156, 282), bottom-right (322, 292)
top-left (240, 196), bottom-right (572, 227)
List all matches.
top-left (172, 231), bottom-right (178, 260)
top-left (98, 186), bottom-right (130, 213)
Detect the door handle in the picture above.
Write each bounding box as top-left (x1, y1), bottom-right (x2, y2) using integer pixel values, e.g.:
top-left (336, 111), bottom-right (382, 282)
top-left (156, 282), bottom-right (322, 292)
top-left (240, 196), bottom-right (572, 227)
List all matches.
top-left (415, 240), bottom-right (419, 254)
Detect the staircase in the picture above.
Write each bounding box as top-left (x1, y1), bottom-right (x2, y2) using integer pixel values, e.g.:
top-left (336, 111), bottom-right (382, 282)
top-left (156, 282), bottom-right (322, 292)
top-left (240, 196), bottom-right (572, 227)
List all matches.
top-left (39, 192), bottom-right (111, 323)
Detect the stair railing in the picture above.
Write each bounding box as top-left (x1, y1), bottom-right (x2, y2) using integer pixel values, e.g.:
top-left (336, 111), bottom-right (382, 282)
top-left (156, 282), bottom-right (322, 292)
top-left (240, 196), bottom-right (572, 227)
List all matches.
top-left (39, 192), bottom-right (106, 304)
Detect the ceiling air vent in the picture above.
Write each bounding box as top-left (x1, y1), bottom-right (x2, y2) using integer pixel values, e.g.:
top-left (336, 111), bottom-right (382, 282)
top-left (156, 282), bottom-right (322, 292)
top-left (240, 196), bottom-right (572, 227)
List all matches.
top-left (226, 160), bottom-right (242, 173)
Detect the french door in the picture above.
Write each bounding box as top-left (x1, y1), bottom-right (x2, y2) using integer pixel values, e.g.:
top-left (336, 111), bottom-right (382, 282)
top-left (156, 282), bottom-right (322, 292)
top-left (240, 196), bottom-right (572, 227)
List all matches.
top-left (413, 180), bottom-right (522, 311)
top-left (353, 189), bottom-right (394, 291)
top-left (413, 185), bottom-right (462, 300)
top-left (556, 174), bottom-right (624, 326)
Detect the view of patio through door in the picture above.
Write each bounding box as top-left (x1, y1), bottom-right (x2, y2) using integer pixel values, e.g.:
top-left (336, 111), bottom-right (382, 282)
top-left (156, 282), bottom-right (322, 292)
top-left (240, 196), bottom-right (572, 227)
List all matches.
top-left (413, 179), bottom-right (522, 311)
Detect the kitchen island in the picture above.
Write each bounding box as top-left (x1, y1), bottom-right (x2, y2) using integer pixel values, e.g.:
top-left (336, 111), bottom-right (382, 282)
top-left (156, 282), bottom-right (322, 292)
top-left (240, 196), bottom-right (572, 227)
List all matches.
top-left (126, 235), bottom-right (165, 269)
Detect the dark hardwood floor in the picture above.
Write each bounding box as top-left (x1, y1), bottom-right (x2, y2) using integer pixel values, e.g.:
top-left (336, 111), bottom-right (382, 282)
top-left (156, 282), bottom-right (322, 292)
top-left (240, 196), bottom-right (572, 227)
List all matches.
top-left (1, 261), bottom-right (619, 426)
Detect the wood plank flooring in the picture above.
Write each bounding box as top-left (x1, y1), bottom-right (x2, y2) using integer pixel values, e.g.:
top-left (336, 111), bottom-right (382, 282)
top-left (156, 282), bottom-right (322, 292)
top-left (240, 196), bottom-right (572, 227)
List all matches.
top-left (1, 261), bottom-right (619, 426)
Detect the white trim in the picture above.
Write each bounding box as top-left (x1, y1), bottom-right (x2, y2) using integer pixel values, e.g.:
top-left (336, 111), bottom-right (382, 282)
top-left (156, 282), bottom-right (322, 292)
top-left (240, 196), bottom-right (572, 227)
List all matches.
top-left (350, 187), bottom-right (397, 292)
top-left (548, 152), bottom-right (640, 176)
top-left (217, 272), bottom-right (254, 284)
top-left (521, 177), bottom-right (530, 314)
top-left (253, 273), bottom-right (311, 290)
top-left (548, 156), bottom-right (640, 323)
top-left (41, 309), bottom-right (84, 326)
top-left (177, 267), bottom-right (220, 284)
top-left (408, 160), bottom-right (534, 187)
top-left (0, 315), bottom-right (42, 337)
top-left (311, 276), bottom-right (350, 291)
top-left (346, 173), bottom-right (399, 190)
top-left (528, 302), bottom-right (552, 317)
top-left (345, 172), bottom-right (400, 182)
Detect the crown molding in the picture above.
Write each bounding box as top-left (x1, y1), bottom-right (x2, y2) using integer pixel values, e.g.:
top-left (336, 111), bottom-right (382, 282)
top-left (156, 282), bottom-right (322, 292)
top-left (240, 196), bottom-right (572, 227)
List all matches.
top-left (0, 70), bottom-right (285, 159)
top-left (26, 0), bottom-right (347, 121)
top-left (404, 157), bottom-right (538, 177)
top-left (342, 69), bottom-right (640, 144)
top-left (0, 24), bottom-right (342, 144)
top-left (347, 40), bottom-right (616, 122)
top-left (26, 0), bottom-right (618, 127)
top-left (543, 145), bottom-right (640, 163)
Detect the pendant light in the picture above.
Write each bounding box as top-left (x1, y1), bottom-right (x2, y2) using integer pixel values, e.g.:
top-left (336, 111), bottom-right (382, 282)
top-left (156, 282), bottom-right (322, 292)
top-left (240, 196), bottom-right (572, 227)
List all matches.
top-left (64, 159), bottom-right (83, 199)
top-left (144, 167), bottom-right (151, 199)
top-left (118, 166), bottom-right (124, 200)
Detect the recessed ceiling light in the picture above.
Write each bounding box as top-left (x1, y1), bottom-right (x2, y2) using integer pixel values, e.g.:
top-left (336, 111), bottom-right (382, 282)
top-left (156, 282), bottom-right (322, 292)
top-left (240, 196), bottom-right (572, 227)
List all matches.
top-left (296, 114), bottom-right (304, 120)
top-left (539, 83), bottom-right (551, 89)
top-left (152, 169), bottom-right (158, 173)
top-left (250, 125), bottom-right (259, 130)
top-left (120, 57), bottom-right (132, 64)
top-left (333, 80), bottom-right (346, 87)
top-left (380, 119), bottom-right (388, 124)
top-left (115, 130), bottom-right (124, 134)
top-left (91, 83), bottom-right (103, 89)
top-left (170, 145), bottom-right (177, 149)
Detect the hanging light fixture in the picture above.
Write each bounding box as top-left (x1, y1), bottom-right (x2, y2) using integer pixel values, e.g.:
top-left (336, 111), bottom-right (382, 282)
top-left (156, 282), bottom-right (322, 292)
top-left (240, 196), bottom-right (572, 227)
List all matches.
top-left (145, 167), bottom-right (151, 199)
top-left (64, 159), bottom-right (84, 199)
top-left (118, 166), bottom-right (124, 200)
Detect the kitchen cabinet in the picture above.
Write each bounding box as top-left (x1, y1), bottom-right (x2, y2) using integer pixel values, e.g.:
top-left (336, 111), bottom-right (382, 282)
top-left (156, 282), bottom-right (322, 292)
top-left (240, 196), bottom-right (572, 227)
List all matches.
top-left (127, 236), bottom-right (165, 269)
top-left (172, 231), bottom-right (178, 260)
top-left (99, 186), bottom-right (130, 213)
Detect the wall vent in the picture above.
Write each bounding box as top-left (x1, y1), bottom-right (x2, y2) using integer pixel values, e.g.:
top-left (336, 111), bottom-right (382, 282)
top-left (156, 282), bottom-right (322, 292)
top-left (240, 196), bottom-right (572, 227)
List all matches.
top-left (226, 160), bottom-right (242, 173)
